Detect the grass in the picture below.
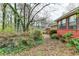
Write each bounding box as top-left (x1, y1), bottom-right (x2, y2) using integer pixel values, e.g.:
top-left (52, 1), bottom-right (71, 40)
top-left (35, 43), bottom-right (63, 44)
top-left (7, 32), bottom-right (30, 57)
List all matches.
top-left (0, 26), bottom-right (14, 33)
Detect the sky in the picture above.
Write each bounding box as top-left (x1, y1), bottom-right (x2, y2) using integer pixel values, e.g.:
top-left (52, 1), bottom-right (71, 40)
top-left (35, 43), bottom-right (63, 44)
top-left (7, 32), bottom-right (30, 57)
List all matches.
top-left (49, 3), bottom-right (69, 21)
top-left (51, 4), bottom-right (69, 19)
top-left (0, 3), bottom-right (79, 22)
top-left (40, 3), bottom-right (79, 22)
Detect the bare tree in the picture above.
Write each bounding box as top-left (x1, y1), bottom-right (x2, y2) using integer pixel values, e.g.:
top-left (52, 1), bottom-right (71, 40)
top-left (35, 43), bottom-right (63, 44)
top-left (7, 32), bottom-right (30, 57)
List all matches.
top-left (1, 3), bottom-right (50, 32)
top-left (25, 3), bottom-right (50, 31)
top-left (2, 3), bottom-right (7, 30)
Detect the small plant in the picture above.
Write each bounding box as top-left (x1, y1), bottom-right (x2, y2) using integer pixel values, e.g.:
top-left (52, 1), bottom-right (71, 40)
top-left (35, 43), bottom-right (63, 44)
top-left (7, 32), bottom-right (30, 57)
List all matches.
top-left (66, 43), bottom-right (73, 47)
top-left (50, 30), bottom-right (58, 40)
top-left (62, 32), bottom-right (73, 42)
top-left (63, 32), bottom-right (73, 39)
top-left (66, 38), bottom-right (79, 52)
top-left (31, 29), bottom-right (44, 45)
top-left (27, 39), bottom-right (36, 48)
top-left (32, 30), bottom-right (43, 40)
top-left (50, 34), bottom-right (58, 40)
top-left (50, 30), bottom-right (57, 35)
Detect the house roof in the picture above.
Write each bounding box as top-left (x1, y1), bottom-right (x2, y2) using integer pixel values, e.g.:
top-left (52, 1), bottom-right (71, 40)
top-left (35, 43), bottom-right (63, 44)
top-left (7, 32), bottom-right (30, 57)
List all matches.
top-left (55, 6), bottom-right (79, 22)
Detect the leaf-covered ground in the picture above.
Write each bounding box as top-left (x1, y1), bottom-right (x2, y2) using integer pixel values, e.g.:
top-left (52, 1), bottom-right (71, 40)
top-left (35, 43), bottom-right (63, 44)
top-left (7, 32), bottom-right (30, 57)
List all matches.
top-left (8, 34), bottom-right (79, 56)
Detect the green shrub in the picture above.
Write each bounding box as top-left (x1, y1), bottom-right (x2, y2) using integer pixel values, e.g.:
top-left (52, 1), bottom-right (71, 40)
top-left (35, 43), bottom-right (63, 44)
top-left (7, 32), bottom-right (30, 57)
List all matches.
top-left (63, 32), bottom-right (73, 39)
top-left (66, 43), bottom-right (73, 47)
top-left (61, 32), bottom-right (73, 42)
top-left (0, 29), bottom-right (44, 55)
top-left (50, 30), bottom-right (57, 35)
top-left (50, 34), bottom-right (58, 39)
top-left (66, 38), bottom-right (79, 52)
top-left (0, 37), bottom-right (29, 55)
top-left (30, 29), bottom-right (44, 46)
top-left (0, 38), bottom-right (15, 48)
top-left (32, 30), bottom-right (43, 40)
top-left (27, 39), bottom-right (36, 48)
top-left (35, 39), bottom-right (43, 45)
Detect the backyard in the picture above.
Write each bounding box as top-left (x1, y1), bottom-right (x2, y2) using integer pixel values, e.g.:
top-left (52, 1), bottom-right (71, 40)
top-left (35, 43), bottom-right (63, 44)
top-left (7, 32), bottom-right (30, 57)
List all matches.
top-left (0, 3), bottom-right (79, 56)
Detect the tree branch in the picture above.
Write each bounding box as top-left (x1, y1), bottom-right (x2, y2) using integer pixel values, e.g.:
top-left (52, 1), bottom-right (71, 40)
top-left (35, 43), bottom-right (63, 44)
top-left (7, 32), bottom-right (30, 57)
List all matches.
top-left (7, 3), bottom-right (20, 17)
top-left (30, 3), bottom-right (40, 14)
top-left (30, 4), bottom-right (50, 23)
top-left (28, 3), bottom-right (40, 22)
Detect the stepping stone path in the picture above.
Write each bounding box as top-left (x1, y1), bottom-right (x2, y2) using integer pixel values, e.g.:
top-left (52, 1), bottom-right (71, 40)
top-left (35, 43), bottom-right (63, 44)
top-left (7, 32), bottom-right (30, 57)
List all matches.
top-left (9, 34), bottom-right (79, 56)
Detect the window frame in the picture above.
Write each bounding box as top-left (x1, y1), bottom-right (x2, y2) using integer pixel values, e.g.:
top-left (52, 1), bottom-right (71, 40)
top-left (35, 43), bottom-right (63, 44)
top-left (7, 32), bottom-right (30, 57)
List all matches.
top-left (68, 15), bottom-right (77, 30)
top-left (61, 19), bottom-right (66, 29)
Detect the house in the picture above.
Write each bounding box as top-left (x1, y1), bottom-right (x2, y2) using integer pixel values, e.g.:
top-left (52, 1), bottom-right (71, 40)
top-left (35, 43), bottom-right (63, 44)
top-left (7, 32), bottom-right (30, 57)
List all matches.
top-left (56, 7), bottom-right (79, 38)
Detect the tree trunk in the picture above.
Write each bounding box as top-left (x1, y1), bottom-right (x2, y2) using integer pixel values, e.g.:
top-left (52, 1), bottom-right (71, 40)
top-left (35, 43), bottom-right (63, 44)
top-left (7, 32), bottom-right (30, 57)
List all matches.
top-left (26, 23), bottom-right (30, 31)
top-left (14, 3), bottom-right (17, 31)
top-left (16, 19), bottom-right (20, 32)
top-left (2, 4), bottom-right (7, 30)
top-left (23, 3), bottom-right (26, 32)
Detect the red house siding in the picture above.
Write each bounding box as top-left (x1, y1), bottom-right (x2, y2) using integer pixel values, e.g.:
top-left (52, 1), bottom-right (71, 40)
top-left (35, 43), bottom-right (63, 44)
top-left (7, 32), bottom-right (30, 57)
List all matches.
top-left (57, 14), bottom-right (79, 38)
top-left (56, 7), bottom-right (79, 38)
top-left (57, 29), bottom-right (79, 38)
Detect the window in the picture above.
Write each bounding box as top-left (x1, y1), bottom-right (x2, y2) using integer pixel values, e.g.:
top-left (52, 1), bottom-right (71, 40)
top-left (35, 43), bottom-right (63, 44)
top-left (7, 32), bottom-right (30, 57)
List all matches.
top-left (58, 21), bottom-right (61, 29)
top-left (61, 19), bottom-right (66, 29)
top-left (68, 15), bottom-right (76, 29)
top-left (58, 19), bottom-right (66, 29)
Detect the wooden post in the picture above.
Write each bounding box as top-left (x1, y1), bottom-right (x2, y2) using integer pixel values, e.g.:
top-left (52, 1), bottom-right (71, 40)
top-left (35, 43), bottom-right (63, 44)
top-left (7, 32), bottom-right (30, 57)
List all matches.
top-left (56, 21), bottom-right (58, 36)
top-left (76, 14), bottom-right (79, 30)
top-left (76, 14), bottom-right (77, 30)
top-left (66, 18), bottom-right (69, 30)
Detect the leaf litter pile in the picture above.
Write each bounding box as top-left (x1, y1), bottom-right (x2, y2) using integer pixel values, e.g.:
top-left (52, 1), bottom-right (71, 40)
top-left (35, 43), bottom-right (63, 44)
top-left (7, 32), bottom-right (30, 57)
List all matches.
top-left (8, 34), bottom-right (79, 56)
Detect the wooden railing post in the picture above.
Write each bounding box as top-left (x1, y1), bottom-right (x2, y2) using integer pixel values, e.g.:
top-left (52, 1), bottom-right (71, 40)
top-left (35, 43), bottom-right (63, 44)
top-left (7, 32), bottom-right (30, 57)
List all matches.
top-left (66, 18), bottom-right (69, 30)
top-left (76, 14), bottom-right (79, 30)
